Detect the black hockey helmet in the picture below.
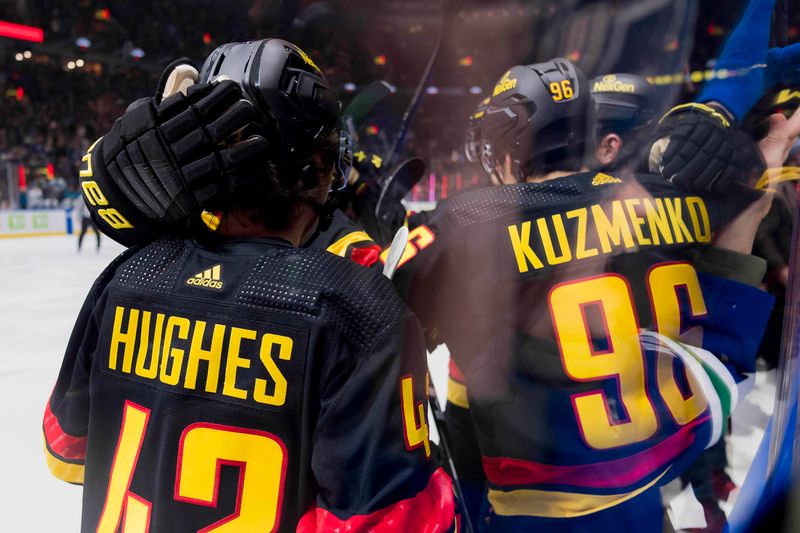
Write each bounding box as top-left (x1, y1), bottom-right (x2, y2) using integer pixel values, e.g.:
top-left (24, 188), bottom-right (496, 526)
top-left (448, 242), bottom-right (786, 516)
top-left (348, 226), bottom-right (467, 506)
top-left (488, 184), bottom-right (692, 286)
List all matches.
top-left (590, 73), bottom-right (658, 138)
top-left (464, 96), bottom-right (490, 163)
top-left (199, 38), bottom-right (352, 190)
top-left (479, 58), bottom-right (593, 181)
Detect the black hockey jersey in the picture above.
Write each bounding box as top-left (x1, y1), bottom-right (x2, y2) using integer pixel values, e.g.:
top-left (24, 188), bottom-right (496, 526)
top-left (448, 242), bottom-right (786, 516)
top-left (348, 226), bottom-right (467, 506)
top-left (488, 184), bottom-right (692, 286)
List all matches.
top-left (44, 236), bottom-right (454, 532)
top-left (305, 209), bottom-right (382, 268)
top-left (392, 171), bottom-right (773, 531)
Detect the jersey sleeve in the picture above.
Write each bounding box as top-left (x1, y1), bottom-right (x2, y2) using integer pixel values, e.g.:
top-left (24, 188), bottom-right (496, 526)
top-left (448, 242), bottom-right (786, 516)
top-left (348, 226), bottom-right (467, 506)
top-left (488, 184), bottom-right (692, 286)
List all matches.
top-left (42, 249), bottom-right (134, 484)
top-left (43, 288), bottom-right (104, 484)
top-left (691, 246), bottom-right (774, 376)
top-left (297, 313), bottom-right (455, 532)
top-left (390, 209), bottom-right (469, 349)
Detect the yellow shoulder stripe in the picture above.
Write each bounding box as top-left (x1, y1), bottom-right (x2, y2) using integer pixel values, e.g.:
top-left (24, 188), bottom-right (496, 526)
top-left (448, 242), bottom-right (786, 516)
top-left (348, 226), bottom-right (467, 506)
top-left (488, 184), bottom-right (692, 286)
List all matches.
top-left (326, 231), bottom-right (374, 257)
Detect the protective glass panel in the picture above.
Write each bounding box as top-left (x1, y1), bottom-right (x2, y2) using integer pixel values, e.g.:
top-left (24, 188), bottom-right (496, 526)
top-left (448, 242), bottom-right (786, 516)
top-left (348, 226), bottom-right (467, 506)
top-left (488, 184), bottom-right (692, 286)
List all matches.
top-left (2, 1), bottom-right (798, 532)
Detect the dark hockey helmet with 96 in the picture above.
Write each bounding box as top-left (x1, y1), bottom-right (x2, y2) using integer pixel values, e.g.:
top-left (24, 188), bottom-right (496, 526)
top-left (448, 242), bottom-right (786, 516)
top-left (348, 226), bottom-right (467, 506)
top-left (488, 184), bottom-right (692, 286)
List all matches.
top-left (199, 38), bottom-right (352, 192)
top-left (479, 58), bottom-right (593, 182)
top-left (590, 73), bottom-right (658, 139)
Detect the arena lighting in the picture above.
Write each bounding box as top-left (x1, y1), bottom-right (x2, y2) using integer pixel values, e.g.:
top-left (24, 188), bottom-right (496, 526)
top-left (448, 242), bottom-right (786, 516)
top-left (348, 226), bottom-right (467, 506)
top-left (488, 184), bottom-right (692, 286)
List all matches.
top-left (14, 52), bottom-right (23, 61)
top-left (16, 87), bottom-right (23, 101)
top-left (373, 55), bottom-right (387, 65)
top-left (67, 61), bottom-right (76, 70)
top-left (23, 50), bottom-right (31, 59)
top-left (95, 8), bottom-right (111, 21)
top-left (0, 21), bottom-right (44, 43)
top-left (76, 37), bottom-right (91, 49)
top-left (203, 32), bottom-right (212, 45)
top-left (343, 82), bottom-right (357, 92)
top-left (131, 47), bottom-right (145, 60)
top-left (76, 59), bottom-right (84, 67)
top-left (0, 21), bottom-right (43, 42)
top-left (366, 125), bottom-right (379, 136)
top-left (426, 86), bottom-right (439, 95)
top-left (469, 86), bottom-right (482, 94)
top-left (458, 56), bottom-right (473, 67)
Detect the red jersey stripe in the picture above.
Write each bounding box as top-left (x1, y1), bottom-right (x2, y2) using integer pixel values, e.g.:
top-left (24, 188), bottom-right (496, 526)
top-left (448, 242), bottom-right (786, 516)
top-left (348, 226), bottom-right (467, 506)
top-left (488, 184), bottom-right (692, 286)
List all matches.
top-left (43, 399), bottom-right (87, 462)
top-left (350, 244), bottom-right (382, 268)
top-left (483, 415), bottom-right (709, 490)
top-left (448, 359), bottom-right (466, 383)
top-left (296, 467), bottom-right (454, 532)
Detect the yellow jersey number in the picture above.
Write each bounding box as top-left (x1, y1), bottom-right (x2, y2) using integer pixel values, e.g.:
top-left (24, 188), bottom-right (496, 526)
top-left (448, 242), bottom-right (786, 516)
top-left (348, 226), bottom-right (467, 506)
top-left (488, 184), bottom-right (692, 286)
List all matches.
top-left (549, 262), bottom-right (709, 450)
top-left (96, 401), bottom-right (287, 533)
top-left (549, 80), bottom-right (574, 102)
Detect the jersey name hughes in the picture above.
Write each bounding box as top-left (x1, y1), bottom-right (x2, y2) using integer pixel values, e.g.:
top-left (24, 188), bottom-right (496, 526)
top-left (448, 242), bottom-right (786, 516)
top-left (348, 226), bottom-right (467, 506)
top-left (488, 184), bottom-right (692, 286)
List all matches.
top-left (106, 305), bottom-right (295, 407)
top-left (507, 195), bottom-right (711, 273)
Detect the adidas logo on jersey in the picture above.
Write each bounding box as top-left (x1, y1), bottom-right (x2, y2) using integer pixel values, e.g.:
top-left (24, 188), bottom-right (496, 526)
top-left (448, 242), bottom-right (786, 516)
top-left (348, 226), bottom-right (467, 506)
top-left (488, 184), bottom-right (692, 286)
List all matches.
top-left (186, 265), bottom-right (223, 289)
top-left (591, 173), bottom-right (622, 186)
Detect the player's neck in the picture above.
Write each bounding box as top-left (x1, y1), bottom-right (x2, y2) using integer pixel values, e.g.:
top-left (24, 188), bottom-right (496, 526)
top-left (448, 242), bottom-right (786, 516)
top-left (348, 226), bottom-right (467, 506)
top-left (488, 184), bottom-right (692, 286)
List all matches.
top-left (216, 206), bottom-right (317, 247)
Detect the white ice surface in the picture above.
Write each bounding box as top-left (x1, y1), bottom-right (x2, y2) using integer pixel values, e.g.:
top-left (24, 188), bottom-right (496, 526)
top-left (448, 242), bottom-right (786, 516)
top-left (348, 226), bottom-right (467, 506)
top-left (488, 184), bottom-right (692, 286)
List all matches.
top-left (1, 235), bottom-right (125, 530)
top-left (0, 234), bottom-right (776, 531)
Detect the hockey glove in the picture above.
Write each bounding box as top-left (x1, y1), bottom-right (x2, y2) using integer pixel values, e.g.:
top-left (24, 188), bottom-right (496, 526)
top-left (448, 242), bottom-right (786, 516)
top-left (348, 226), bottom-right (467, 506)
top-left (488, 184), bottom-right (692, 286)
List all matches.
top-left (649, 103), bottom-right (765, 195)
top-left (80, 62), bottom-right (269, 246)
top-left (765, 43), bottom-right (800, 89)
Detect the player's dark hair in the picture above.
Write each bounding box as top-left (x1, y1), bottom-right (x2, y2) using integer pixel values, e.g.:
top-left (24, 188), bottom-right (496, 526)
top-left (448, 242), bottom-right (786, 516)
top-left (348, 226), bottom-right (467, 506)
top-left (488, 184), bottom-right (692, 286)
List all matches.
top-left (225, 131), bottom-right (338, 230)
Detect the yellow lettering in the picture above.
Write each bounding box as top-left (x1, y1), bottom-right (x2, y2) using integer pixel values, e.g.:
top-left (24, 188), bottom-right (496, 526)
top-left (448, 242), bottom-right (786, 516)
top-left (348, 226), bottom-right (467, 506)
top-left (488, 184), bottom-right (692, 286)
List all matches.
top-left (567, 208), bottom-right (598, 259)
top-left (592, 201), bottom-right (634, 253)
top-left (537, 214), bottom-right (572, 265)
top-left (254, 334), bottom-right (293, 406)
top-left (686, 197), bottom-right (711, 243)
top-left (664, 198), bottom-right (693, 243)
top-left (109, 307), bottom-right (138, 373)
top-left (223, 328), bottom-right (257, 400)
top-left (643, 199), bottom-right (674, 245)
top-left (97, 208), bottom-right (134, 230)
top-left (81, 181), bottom-right (108, 206)
top-left (184, 321), bottom-right (225, 393)
top-left (508, 222), bottom-right (544, 273)
top-left (160, 316), bottom-right (190, 386)
top-left (624, 199), bottom-right (651, 246)
top-left (135, 313), bottom-right (162, 380)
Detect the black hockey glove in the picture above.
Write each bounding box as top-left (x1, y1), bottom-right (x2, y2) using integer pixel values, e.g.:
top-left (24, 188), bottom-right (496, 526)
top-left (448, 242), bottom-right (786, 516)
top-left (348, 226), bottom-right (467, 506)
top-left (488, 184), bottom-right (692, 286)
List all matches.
top-left (80, 63), bottom-right (269, 246)
top-left (649, 103), bottom-right (765, 195)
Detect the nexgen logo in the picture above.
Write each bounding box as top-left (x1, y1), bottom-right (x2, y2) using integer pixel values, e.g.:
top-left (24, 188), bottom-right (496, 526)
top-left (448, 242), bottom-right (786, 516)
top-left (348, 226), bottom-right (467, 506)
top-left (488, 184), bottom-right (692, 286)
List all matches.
top-left (186, 265), bottom-right (223, 289)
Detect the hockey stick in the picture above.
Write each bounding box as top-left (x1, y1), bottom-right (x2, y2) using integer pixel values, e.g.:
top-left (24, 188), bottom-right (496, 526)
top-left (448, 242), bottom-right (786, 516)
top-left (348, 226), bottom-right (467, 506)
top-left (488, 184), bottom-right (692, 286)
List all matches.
top-left (343, 80), bottom-right (397, 137)
top-left (374, 157), bottom-right (426, 241)
top-left (428, 370), bottom-right (476, 533)
top-left (382, 226), bottom-right (409, 280)
top-left (380, 2), bottom-right (444, 173)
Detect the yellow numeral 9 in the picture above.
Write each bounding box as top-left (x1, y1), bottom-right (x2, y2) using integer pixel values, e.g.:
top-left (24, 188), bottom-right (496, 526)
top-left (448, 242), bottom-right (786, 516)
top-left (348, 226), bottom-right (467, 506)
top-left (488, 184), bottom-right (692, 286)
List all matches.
top-left (551, 275), bottom-right (658, 449)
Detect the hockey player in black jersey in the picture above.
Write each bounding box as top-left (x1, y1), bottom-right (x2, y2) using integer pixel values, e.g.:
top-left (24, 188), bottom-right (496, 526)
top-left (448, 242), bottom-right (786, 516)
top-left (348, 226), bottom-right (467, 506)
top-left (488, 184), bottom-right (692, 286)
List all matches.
top-left (391, 58), bottom-right (792, 532)
top-left (43, 39), bottom-right (455, 532)
top-left (590, 73), bottom-right (659, 172)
